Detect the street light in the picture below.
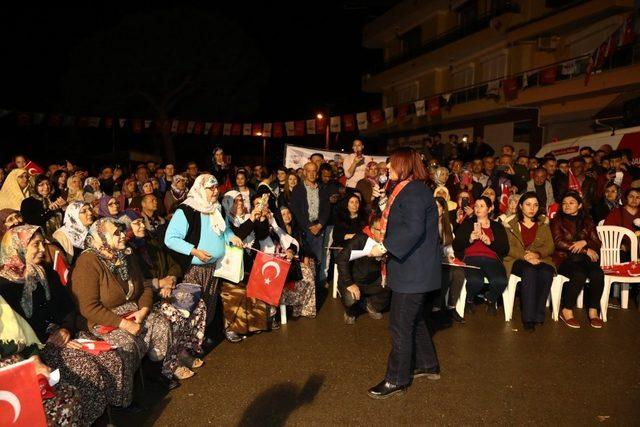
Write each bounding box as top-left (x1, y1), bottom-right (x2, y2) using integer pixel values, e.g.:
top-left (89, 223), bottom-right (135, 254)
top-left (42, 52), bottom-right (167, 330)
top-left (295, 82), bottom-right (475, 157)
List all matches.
top-left (256, 132), bottom-right (266, 165)
top-left (317, 111), bottom-right (330, 150)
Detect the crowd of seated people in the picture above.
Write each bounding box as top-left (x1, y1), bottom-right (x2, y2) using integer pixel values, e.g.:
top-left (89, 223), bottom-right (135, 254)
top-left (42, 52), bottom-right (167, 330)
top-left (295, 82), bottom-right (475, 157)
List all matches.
top-left (1, 135), bottom-right (640, 423)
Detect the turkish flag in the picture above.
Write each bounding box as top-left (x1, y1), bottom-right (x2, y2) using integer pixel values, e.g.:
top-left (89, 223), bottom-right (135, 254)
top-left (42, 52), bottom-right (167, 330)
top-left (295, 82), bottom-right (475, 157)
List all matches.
top-left (77, 340), bottom-right (114, 356)
top-left (294, 121), bottom-right (305, 136)
top-left (252, 123), bottom-right (263, 136)
top-left (0, 359), bottom-right (47, 427)
top-left (132, 119), bottom-right (143, 134)
top-left (231, 123), bottom-right (242, 136)
top-left (370, 110), bottom-right (383, 126)
top-left (502, 77), bottom-right (519, 100)
top-left (246, 251), bottom-right (291, 306)
top-left (619, 13), bottom-right (636, 46)
top-left (272, 122), bottom-right (284, 138)
top-left (48, 114), bottom-right (63, 127)
top-left (499, 183), bottom-right (510, 214)
top-left (103, 117), bottom-right (114, 129)
top-left (53, 250), bottom-right (69, 286)
top-left (547, 203), bottom-right (559, 220)
top-left (24, 161), bottom-right (44, 176)
top-left (397, 104), bottom-right (410, 121)
top-left (193, 122), bottom-right (204, 135)
top-left (17, 113), bottom-right (32, 127)
top-left (177, 121), bottom-right (188, 134)
top-left (342, 114), bottom-right (356, 132)
top-left (316, 117), bottom-right (326, 134)
top-left (210, 122), bottom-right (222, 136)
top-left (540, 66), bottom-right (557, 85)
top-left (428, 97), bottom-right (441, 117)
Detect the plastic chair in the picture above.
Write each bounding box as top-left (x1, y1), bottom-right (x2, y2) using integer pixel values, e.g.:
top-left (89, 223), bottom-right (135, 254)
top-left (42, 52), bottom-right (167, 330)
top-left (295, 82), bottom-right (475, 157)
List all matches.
top-left (550, 275), bottom-right (584, 321)
top-left (280, 304), bottom-right (287, 325)
top-left (597, 225), bottom-right (640, 321)
top-left (332, 264), bottom-right (340, 299)
top-left (505, 274), bottom-right (556, 322)
top-left (455, 277), bottom-right (511, 321)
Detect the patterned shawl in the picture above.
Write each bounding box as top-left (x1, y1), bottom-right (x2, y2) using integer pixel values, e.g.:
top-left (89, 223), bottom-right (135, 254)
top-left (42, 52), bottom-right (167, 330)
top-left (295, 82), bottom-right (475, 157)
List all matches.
top-left (85, 218), bottom-right (132, 288)
top-left (182, 174), bottom-right (226, 235)
top-left (59, 201), bottom-right (91, 249)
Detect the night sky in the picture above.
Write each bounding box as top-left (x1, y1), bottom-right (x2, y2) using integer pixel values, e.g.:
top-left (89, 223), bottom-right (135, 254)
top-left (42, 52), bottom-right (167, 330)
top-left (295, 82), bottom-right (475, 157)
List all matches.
top-left (1, 2), bottom-right (396, 121)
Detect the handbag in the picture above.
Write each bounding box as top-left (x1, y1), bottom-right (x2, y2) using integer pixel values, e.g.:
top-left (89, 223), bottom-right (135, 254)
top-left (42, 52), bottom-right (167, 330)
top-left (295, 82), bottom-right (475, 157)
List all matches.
top-left (170, 282), bottom-right (203, 317)
top-left (214, 245), bottom-right (245, 283)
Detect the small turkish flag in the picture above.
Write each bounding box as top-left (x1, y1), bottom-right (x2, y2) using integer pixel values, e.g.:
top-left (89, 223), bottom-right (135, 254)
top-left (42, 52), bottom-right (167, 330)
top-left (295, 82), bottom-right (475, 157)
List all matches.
top-left (24, 161), bottom-right (44, 176)
top-left (568, 170), bottom-right (582, 196)
top-left (53, 250), bottom-right (69, 286)
top-left (0, 359), bottom-right (47, 427)
top-left (547, 203), bottom-right (559, 219)
top-left (499, 183), bottom-right (510, 214)
top-left (246, 251), bottom-right (291, 306)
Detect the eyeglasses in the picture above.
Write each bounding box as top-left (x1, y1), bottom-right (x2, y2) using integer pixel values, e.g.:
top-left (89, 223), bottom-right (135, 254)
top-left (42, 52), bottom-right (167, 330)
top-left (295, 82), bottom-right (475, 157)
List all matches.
top-left (107, 202), bottom-right (119, 207)
top-left (112, 229), bottom-right (123, 237)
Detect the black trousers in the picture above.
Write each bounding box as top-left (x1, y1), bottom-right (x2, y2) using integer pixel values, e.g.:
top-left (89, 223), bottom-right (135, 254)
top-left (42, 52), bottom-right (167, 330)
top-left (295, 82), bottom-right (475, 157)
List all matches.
top-left (341, 281), bottom-right (391, 316)
top-left (512, 260), bottom-right (554, 324)
top-left (385, 291), bottom-right (439, 387)
top-left (558, 255), bottom-right (605, 310)
top-left (435, 265), bottom-right (466, 309)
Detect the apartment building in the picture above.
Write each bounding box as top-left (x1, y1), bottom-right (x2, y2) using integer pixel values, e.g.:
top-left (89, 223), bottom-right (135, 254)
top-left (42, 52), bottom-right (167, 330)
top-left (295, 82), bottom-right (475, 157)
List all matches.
top-left (362, 0), bottom-right (639, 155)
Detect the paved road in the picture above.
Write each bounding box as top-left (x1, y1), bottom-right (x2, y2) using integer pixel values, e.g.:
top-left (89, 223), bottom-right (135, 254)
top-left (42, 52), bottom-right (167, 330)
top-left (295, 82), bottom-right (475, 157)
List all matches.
top-left (107, 295), bottom-right (640, 426)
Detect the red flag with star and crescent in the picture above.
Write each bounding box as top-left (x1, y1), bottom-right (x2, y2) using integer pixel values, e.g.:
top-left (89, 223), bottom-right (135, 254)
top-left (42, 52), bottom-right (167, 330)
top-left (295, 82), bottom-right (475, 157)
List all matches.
top-left (246, 251), bottom-right (291, 306)
top-left (0, 359), bottom-right (47, 427)
top-left (499, 183), bottom-right (510, 214)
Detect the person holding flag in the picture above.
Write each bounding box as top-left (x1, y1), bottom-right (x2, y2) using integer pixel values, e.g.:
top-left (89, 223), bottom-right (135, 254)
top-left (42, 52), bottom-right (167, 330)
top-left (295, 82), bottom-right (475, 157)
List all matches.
top-left (366, 147), bottom-right (442, 400)
top-left (557, 157), bottom-right (597, 211)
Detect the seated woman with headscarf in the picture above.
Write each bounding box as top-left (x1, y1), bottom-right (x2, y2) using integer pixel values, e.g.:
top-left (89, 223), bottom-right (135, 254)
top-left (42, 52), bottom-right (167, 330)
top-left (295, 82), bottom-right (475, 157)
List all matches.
top-left (123, 210), bottom-right (205, 379)
top-left (164, 175), bottom-right (188, 218)
top-left (52, 201), bottom-right (94, 264)
top-left (98, 195), bottom-right (124, 219)
top-left (0, 168), bottom-right (30, 210)
top-left (66, 174), bottom-right (85, 203)
top-left (220, 191), bottom-right (272, 341)
top-left (275, 205), bottom-right (316, 319)
top-left (83, 177), bottom-right (103, 205)
top-left (71, 217), bottom-right (178, 389)
top-left (0, 294), bottom-right (84, 426)
top-left (165, 175), bottom-right (243, 335)
top-left (117, 177), bottom-right (139, 210)
top-left (0, 225), bottom-right (130, 422)
top-left (20, 175), bottom-right (66, 239)
top-left (0, 209), bottom-right (23, 240)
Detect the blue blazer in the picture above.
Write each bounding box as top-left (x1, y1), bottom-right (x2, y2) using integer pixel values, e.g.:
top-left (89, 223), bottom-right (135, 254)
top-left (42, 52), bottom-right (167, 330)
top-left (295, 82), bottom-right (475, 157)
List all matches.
top-left (384, 180), bottom-right (441, 294)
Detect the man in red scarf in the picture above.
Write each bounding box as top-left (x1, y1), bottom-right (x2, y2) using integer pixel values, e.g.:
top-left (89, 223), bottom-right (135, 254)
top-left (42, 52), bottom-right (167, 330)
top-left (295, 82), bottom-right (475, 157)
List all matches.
top-left (334, 216), bottom-right (391, 324)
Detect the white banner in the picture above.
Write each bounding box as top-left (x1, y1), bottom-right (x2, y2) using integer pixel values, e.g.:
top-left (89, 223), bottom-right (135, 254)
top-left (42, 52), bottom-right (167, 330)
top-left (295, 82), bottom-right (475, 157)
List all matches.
top-left (144, 120), bottom-right (152, 129)
top-left (414, 100), bottom-right (426, 117)
top-left (356, 112), bottom-right (368, 130)
top-left (285, 121), bottom-right (295, 136)
top-left (119, 118), bottom-right (127, 128)
top-left (306, 119), bottom-right (316, 135)
top-left (204, 122), bottom-right (212, 135)
top-left (186, 121), bottom-right (195, 134)
top-left (330, 116), bottom-right (341, 133)
top-left (223, 123), bottom-right (232, 136)
top-left (263, 122), bottom-right (272, 137)
top-left (242, 123), bottom-right (252, 136)
top-left (384, 107), bottom-right (394, 125)
top-left (284, 144), bottom-right (387, 170)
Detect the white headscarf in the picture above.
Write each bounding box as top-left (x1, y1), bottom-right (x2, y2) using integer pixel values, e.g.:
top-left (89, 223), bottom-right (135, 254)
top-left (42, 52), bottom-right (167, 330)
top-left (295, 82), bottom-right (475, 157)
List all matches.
top-left (0, 168), bottom-right (30, 210)
top-left (182, 174), bottom-right (226, 235)
top-left (59, 201), bottom-right (91, 249)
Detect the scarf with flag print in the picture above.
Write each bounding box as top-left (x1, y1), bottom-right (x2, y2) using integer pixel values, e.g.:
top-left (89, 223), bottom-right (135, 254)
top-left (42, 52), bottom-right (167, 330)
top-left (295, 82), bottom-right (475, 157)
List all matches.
top-left (568, 170), bottom-right (583, 196)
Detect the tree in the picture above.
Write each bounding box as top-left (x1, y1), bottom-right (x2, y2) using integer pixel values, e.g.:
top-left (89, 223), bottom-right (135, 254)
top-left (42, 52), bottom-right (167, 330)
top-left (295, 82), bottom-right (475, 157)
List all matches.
top-left (63, 7), bottom-right (268, 161)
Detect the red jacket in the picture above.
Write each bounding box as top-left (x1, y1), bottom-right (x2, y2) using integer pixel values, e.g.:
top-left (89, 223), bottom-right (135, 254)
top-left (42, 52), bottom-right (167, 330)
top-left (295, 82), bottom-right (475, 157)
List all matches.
top-left (550, 214), bottom-right (601, 267)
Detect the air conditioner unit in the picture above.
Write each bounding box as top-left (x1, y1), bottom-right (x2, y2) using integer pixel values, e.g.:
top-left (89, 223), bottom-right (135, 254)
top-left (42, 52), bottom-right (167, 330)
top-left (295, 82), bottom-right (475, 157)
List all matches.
top-left (537, 37), bottom-right (559, 51)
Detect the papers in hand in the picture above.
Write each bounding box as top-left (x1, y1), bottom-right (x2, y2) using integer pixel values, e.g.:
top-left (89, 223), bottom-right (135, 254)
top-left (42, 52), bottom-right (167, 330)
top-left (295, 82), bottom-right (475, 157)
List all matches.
top-left (349, 237), bottom-right (378, 261)
top-left (442, 258), bottom-right (481, 269)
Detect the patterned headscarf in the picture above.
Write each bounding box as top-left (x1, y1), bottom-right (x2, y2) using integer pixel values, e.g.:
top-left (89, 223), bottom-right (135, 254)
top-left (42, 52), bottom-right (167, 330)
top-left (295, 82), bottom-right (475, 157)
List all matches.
top-left (0, 225), bottom-right (50, 318)
top-left (0, 168), bottom-right (30, 211)
top-left (59, 201), bottom-right (92, 249)
top-left (85, 217), bottom-right (131, 286)
top-left (0, 209), bottom-right (20, 236)
top-left (170, 175), bottom-right (188, 200)
top-left (182, 174), bottom-right (226, 235)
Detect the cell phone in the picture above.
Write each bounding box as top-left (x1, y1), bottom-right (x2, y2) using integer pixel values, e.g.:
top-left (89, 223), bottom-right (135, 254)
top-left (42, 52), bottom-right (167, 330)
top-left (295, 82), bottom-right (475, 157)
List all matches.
top-left (474, 222), bottom-right (481, 234)
top-left (496, 165), bottom-right (509, 172)
top-left (257, 193), bottom-right (269, 210)
top-left (461, 197), bottom-right (469, 209)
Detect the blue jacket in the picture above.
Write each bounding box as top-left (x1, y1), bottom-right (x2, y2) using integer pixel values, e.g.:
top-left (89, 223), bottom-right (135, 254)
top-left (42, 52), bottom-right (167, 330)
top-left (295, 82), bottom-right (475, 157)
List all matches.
top-left (384, 180), bottom-right (441, 294)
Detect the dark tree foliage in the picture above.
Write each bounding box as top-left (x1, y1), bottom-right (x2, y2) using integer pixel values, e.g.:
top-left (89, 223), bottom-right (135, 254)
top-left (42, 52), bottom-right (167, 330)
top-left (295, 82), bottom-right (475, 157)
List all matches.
top-left (63, 7), bottom-right (268, 161)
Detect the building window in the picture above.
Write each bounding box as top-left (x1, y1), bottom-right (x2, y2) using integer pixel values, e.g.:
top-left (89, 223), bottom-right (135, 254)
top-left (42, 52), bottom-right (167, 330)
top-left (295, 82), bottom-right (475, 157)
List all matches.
top-left (480, 53), bottom-right (506, 82)
top-left (400, 26), bottom-right (422, 57)
top-left (451, 67), bottom-right (474, 90)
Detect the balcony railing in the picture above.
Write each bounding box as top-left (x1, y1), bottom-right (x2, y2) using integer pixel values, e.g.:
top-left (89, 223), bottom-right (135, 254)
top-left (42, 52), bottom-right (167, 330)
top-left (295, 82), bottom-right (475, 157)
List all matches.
top-left (369, 1), bottom-right (520, 75)
top-left (434, 42), bottom-right (639, 108)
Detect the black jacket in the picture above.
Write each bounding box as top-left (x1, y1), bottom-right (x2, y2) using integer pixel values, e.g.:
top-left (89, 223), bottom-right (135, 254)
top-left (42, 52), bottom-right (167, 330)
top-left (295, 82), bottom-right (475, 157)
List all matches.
top-left (383, 180), bottom-right (441, 293)
top-left (452, 217), bottom-right (509, 260)
top-left (335, 234), bottom-right (382, 292)
top-left (289, 182), bottom-right (331, 230)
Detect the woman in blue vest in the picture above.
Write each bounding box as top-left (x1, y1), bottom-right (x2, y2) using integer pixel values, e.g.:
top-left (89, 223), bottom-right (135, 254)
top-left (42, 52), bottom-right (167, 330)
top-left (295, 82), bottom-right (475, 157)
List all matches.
top-left (165, 174), bottom-right (242, 337)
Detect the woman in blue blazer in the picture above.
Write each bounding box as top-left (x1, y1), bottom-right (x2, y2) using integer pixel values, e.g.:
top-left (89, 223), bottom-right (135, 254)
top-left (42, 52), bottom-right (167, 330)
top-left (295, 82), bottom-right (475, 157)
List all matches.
top-left (367, 147), bottom-right (441, 399)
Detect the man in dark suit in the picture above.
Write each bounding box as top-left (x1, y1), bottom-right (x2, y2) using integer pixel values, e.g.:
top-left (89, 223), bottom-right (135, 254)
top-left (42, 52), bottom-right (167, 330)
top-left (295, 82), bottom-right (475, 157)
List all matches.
top-left (335, 216), bottom-right (391, 324)
top-left (289, 161), bottom-right (331, 284)
top-left (367, 148), bottom-right (441, 400)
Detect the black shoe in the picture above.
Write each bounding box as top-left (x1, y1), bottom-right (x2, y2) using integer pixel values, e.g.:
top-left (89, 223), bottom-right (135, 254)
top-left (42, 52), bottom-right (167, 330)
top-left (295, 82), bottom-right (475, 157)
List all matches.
top-left (451, 310), bottom-right (466, 324)
top-left (112, 402), bottom-right (145, 414)
top-left (413, 368), bottom-right (441, 380)
top-left (225, 330), bottom-right (243, 343)
top-left (344, 312), bottom-right (356, 325)
top-left (365, 301), bottom-right (383, 320)
top-left (367, 380), bottom-right (408, 400)
top-left (271, 317), bottom-right (280, 330)
top-left (149, 375), bottom-right (180, 391)
top-left (486, 301), bottom-right (498, 316)
top-left (523, 322), bottom-right (535, 332)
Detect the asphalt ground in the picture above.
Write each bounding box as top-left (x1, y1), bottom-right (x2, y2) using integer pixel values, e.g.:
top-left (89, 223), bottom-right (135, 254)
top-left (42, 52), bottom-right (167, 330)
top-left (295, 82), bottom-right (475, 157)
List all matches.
top-left (100, 292), bottom-right (640, 426)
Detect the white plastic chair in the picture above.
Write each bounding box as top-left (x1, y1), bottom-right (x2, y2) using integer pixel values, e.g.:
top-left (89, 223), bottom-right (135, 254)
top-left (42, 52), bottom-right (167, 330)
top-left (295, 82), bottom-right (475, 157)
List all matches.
top-left (597, 225), bottom-right (640, 321)
top-left (505, 274), bottom-right (554, 322)
top-left (280, 304), bottom-right (287, 325)
top-left (455, 277), bottom-right (511, 321)
top-left (551, 276), bottom-right (584, 321)
top-left (332, 264), bottom-right (340, 299)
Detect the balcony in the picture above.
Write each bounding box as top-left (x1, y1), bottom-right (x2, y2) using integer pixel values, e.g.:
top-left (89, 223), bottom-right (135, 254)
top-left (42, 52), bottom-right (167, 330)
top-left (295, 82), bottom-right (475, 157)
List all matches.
top-left (368, 1), bottom-right (520, 76)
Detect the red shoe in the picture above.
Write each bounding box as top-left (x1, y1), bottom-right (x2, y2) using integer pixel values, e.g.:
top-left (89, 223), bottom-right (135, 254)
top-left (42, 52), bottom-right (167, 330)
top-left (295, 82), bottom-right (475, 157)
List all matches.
top-left (589, 317), bottom-right (604, 329)
top-left (559, 312), bottom-right (580, 329)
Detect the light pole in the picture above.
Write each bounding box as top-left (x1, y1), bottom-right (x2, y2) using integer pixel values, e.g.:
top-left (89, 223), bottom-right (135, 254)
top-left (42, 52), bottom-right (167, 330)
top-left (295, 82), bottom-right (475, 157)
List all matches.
top-left (257, 132), bottom-right (266, 165)
top-left (317, 112), bottom-right (330, 150)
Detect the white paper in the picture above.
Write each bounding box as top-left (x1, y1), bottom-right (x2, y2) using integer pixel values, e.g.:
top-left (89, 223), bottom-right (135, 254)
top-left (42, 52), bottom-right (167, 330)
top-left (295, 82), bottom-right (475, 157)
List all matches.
top-left (48, 369), bottom-right (60, 387)
top-left (349, 238), bottom-right (378, 261)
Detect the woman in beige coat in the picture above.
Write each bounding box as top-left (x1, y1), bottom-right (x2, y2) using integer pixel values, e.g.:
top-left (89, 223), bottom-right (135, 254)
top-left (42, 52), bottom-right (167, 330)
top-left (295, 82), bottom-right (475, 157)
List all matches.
top-left (503, 192), bottom-right (555, 331)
